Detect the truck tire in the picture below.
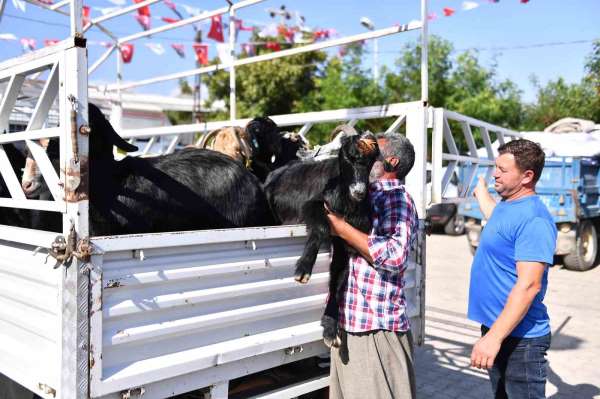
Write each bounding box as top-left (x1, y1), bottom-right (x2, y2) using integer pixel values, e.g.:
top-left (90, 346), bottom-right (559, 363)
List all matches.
top-left (444, 214), bottom-right (465, 236)
top-left (563, 221), bottom-right (598, 271)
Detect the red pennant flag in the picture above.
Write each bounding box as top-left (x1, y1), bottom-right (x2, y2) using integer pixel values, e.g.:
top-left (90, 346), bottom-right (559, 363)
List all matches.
top-left (120, 43), bottom-right (134, 63)
top-left (44, 39), bottom-right (60, 47)
top-left (520, 0), bottom-right (529, 3)
top-left (265, 41), bottom-right (281, 52)
top-left (234, 17), bottom-right (254, 32)
top-left (134, 0), bottom-right (150, 16)
top-left (171, 43), bottom-right (185, 58)
top-left (192, 43), bottom-right (209, 65)
top-left (164, 0), bottom-right (176, 10)
top-left (82, 5), bottom-right (91, 28)
top-left (427, 12), bottom-right (438, 21)
top-left (207, 15), bottom-right (224, 42)
top-left (37, 0), bottom-right (53, 4)
top-left (443, 7), bottom-right (455, 16)
top-left (135, 14), bottom-right (151, 30)
top-left (162, 17), bottom-right (179, 24)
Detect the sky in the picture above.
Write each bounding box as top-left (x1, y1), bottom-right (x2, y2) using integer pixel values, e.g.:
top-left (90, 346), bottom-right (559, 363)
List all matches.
top-left (1, 0), bottom-right (599, 104)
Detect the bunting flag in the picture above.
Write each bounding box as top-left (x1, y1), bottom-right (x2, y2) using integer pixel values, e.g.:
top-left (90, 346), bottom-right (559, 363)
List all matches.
top-left (265, 41), bottom-right (281, 52)
top-left (520, 0), bottom-right (529, 3)
top-left (233, 17), bottom-right (254, 32)
top-left (462, 1), bottom-right (479, 11)
top-left (37, 0), bottom-right (53, 4)
top-left (99, 41), bottom-right (114, 48)
top-left (20, 38), bottom-right (36, 51)
top-left (164, 0), bottom-right (176, 11)
top-left (133, 0), bottom-right (150, 16)
top-left (145, 42), bottom-right (165, 55)
top-left (207, 15), bottom-right (224, 42)
top-left (258, 23), bottom-right (278, 38)
top-left (171, 43), bottom-right (185, 58)
top-left (135, 14), bottom-right (151, 30)
top-left (428, 12), bottom-right (438, 21)
top-left (11, 0), bottom-right (26, 13)
top-left (44, 39), bottom-right (60, 47)
top-left (443, 7), bottom-right (455, 16)
top-left (278, 25), bottom-right (295, 43)
top-left (216, 43), bottom-right (232, 64)
top-left (94, 6), bottom-right (122, 16)
top-left (180, 4), bottom-right (201, 16)
top-left (120, 43), bottom-right (134, 63)
top-left (192, 43), bottom-right (209, 65)
top-left (162, 17), bottom-right (179, 23)
top-left (82, 5), bottom-right (91, 27)
top-left (241, 43), bottom-right (255, 56)
top-left (0, 33), bottom-right (18, 40)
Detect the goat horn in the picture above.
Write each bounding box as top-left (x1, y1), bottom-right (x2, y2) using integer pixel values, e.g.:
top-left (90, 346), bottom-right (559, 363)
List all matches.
top-left (357, 137), bottom-right (378, 155)
top-left (198, 128), bottom-right (226, 149)
top-left (329, 124), bottom-right (358, 142)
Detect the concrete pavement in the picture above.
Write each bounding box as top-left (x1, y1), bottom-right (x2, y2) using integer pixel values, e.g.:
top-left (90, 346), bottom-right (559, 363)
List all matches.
top-left (415, 233), bottom-right (600, 399)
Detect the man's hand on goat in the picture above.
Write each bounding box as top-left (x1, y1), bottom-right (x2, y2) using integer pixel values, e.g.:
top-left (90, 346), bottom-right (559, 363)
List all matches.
top-left (324, 203), bottom-right (345, 236)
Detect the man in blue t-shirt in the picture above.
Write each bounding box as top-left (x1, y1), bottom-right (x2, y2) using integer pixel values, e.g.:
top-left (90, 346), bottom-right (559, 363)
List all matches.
top-left (468, 139), bottom-right (557, 399)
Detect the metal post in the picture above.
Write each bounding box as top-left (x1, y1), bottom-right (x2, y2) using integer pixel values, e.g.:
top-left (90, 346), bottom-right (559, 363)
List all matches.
top-left (373, 38), bottom-right (379, 82)
top-left (111, 45), bottom-right (123, 131)
top-left (59, 37), bottom-right (90, 399)
top-left (0, 0), bottom-right (6, 25)
top-left (421, 0), bottom-right (429, 105)
top-left (70, 0), bottom-right (83, 35)
top-left (229, 8), bottom-right (237, 121)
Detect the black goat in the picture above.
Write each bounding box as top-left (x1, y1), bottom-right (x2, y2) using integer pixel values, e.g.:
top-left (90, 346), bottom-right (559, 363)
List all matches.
top-left (22, 103), bottom-right (274, 236)
top-left (264, 126), bottom-right (380, 347)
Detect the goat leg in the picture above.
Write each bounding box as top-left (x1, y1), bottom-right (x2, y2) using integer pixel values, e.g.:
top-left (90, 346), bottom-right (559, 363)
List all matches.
top-left (294, 200), bottom-right (329, 284)
top-left (321, 237), bottom-right (348, 348)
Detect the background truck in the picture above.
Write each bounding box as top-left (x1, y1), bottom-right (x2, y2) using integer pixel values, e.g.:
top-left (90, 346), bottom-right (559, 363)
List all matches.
top-left (458, 157), bottom-right (600, 271)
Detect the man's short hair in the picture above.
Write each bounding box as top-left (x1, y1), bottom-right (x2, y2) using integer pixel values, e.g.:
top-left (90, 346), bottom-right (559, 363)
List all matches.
top-left (497, 139), bottom-right (545, 184)
top-left (375, 132), bottom-right (415, 180)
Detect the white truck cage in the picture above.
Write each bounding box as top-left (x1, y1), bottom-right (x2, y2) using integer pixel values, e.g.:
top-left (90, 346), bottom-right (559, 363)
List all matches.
top-left (0, 1), bottom-right (437, 398)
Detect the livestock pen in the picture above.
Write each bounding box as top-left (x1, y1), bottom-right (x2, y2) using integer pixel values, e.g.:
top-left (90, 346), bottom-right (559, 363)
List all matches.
top-left (0, 0), bottom-right (517, 398)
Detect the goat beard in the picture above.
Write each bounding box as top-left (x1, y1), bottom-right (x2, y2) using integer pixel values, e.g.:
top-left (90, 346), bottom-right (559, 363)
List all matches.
top-left (369, 161), bottom-right (385, 183)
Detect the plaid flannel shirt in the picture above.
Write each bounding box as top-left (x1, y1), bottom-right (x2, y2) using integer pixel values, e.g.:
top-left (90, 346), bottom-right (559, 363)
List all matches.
top-left (339, 179), bottom-right (418, 333)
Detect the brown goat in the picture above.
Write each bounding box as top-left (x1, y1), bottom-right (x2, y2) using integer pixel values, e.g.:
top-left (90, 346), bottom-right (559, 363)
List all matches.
top-left (197, 126), bottom-right (253, 167)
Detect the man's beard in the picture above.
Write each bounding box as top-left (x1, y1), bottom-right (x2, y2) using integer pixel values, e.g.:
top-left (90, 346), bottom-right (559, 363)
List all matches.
top-left (369, 161), bottom-right (384, 182)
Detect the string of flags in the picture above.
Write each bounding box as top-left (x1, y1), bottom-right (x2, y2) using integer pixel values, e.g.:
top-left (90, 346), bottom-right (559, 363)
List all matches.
top-left (1, 0), bottom-right (533, 64)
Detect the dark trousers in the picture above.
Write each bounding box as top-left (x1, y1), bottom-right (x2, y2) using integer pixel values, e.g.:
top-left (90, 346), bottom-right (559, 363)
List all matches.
top-left (481, 325), bottom-right (551, 399)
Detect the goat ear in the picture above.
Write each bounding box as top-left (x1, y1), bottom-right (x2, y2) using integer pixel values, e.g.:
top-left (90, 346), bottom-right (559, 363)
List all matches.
top-left (88, 103), bottom-right (139, 153)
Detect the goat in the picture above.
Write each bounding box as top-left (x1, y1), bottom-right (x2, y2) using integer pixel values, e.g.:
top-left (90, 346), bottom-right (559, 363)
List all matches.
top-left (198, 117), bottom-right (305, 182)
top-left (264, 126), bottom-right (379, 347)
top-left (21, 103), bottom-right (274, 236)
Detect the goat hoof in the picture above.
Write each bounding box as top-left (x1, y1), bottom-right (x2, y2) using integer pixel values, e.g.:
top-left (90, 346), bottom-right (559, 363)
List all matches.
top-left (294, 272), bottom-right (311, 284)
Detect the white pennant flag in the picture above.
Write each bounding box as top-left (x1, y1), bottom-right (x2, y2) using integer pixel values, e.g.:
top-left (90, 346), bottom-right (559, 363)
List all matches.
top-left (145, 43), bottom-right (165, 55)
top-left (462, 1), bottom-right (480, 11)
top-left (12, 0), bottom-right (26, 13)
top-left (180, 4), bottom-right (202, 16)
top-left (0, 33), bottom-right (18, 40)
top-left (94, 6), bottom-right (122, 15)
top-left (258, 23), bottom-right (278, 38)
top-left (216, 43), bottom-right (232, 65)
top-left (107, 0), bottom-right (126, 5)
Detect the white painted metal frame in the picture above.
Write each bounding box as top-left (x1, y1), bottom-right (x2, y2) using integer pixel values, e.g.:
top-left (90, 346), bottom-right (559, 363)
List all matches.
top-left (118, 102), bottom-right (416, 157)
top-left (430, 107), bottom-right (522, 204)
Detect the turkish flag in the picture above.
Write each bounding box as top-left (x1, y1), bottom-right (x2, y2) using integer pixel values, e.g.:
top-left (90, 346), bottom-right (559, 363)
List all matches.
top-left (44, 39), bottom-right (60, 47)
top-left (443, 7), bottom-right (455, 16)
top-left (121, 43), bottom-right (134, 63)
top-left (162, 17), bottom-right (179, 24)
top-left (164, 0), bottom-right (176, 10)
top-left (134, 0), bottom-right (150, 16)
top-left (20, 38), bottom-right (36, 51)
top-left (207, 15), bottom-right (224, 42)
top-left (192, 43), bottom-right (209, 65)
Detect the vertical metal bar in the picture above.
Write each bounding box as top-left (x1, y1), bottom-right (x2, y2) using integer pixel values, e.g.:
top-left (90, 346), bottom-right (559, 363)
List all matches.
top-left (430, 108), bottom-right (444, 204)
top-left (58, 43), bottom-right (89, 399)
top-left (70, 0), bottom-right (83, 35)
top-left (0, 0), bottom-right (6, 27)
top-left (229, 8), bottom-right (237, 121)
top-left (420, 0), bottom-right (429, 105)
top-left (405, 104), bottom-right (428, 223)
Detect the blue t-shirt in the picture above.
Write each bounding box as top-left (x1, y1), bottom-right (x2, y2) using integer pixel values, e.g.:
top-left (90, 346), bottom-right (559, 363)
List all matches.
top-left (468, 195), bottom-right (557, 338)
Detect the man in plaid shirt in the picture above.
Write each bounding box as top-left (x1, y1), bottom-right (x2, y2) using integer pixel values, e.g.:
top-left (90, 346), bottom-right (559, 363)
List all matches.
top-left (325, 132), bottom-right (418, 399)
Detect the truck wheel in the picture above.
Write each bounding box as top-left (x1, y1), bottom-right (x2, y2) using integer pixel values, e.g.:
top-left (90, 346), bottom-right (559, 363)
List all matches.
top-left (563, 221), bottom-right (598, 271)
top-left (444, 214), bottom-right (465, 236)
